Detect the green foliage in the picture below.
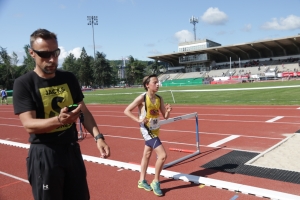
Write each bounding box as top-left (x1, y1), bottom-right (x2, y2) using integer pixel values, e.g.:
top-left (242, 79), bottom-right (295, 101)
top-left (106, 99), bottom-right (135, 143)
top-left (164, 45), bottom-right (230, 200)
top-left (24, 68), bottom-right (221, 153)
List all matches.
top-left (125, 55), bottom-right (146, 85)
top-left (109, 60), bottom-right (123, 67)
top-left (0, 47), bottom-right (18, 89)
top-left (23, 45), bottom-right (35, 72)
top-left (62, 53), bottom-right (78, 77)
top-left (93, 52), bottom-right (113, 87)
top-left (77, 47), bottom-right (93, 86)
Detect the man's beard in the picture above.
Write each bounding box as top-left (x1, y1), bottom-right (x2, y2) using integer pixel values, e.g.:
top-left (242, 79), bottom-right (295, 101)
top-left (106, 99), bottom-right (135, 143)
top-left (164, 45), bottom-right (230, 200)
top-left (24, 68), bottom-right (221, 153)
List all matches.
top-left (41, 64), bottom-right (58, 74)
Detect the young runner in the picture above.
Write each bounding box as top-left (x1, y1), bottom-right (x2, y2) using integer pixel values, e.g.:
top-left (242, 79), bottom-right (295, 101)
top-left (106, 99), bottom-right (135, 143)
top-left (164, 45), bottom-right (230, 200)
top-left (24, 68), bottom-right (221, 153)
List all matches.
top-left (124, 74), bottom-right (172, 196)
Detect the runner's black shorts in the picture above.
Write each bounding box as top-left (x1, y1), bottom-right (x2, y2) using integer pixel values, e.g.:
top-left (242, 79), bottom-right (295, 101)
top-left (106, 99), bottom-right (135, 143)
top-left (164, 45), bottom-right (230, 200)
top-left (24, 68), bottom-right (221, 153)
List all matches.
top-left (27, 142), bottom-right (89, 200)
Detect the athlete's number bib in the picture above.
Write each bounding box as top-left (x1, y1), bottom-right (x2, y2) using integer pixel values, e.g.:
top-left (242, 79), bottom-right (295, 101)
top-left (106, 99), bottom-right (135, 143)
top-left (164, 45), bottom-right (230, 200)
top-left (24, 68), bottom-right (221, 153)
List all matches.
top-left (149, 118), bottom-right (160, 130)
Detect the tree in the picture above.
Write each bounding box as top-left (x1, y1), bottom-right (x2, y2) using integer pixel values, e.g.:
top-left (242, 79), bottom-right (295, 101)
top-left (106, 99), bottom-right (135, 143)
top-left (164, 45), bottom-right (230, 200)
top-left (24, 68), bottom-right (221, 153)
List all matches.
top-left (22, 44), bottom-right (35, 73)
top-left (93, 52), bottom-right (113, 88)
top-left (125, 56), bottom-right (146, 86)
top-left (77, 47), bottom-right (93, 87)
top-left (110, 65), bottom-right (120, 87)
top-left (0, 47), bottom-right (15, 89)
top-left (62, 53), bottom-right (79, 77)
top-left (150, 60), bottom-right (159, 74)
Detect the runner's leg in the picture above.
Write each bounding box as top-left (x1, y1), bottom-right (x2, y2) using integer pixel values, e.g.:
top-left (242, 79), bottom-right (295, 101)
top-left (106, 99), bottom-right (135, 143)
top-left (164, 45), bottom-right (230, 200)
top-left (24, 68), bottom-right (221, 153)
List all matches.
top-left (140, 145), bottom-right (152, 181)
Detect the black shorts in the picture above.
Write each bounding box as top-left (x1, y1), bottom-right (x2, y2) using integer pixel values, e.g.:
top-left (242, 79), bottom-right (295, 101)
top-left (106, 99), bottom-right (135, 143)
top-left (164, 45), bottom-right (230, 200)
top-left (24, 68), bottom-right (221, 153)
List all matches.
top-left (27, 143), bottom-right (89, 200)
top-left (2, 96), bottom-right (7, 100)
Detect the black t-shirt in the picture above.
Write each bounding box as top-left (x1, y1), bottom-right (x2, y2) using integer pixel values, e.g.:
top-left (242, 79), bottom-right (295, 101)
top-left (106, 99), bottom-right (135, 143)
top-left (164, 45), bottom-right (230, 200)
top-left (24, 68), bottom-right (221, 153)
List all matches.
top-left (13, 70), bottom-right (84, 144)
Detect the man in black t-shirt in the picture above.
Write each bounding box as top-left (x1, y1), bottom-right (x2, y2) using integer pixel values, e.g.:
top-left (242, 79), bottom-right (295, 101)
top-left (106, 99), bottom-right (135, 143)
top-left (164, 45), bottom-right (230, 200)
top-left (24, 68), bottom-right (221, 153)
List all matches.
top-left (13, 28), bottom-right (110, 200)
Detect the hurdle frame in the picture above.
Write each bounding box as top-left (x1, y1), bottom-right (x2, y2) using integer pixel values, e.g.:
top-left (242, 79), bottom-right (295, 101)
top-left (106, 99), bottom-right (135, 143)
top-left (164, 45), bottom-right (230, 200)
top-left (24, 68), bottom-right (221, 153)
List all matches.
top-left (160, 112), bottom-right (200, 169)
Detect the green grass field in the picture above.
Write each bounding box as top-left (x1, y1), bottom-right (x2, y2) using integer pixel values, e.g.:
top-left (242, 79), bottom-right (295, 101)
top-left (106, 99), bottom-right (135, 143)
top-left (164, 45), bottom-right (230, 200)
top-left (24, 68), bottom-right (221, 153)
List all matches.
top-left (83, 80), bottom-right (300, 105)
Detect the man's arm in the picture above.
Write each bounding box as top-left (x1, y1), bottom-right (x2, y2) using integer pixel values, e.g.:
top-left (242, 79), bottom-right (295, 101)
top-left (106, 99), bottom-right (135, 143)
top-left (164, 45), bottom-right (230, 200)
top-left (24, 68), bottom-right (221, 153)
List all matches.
top-left (18, 106), bottom-right (81, 134)
top-left (78, 101), bottom-right (110, 158)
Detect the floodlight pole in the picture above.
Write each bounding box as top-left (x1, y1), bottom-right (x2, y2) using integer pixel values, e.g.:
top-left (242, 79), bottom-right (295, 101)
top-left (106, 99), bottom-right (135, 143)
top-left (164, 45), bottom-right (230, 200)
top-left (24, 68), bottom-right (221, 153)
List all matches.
top-left (190, 16), bottom-right (198, 41)
top-left (87, 16), bottom-right (98, 60)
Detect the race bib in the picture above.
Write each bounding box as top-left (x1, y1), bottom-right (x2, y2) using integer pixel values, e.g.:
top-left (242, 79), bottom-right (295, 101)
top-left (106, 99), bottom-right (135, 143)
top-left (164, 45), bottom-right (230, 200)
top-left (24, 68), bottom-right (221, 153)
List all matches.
top-left (149, 118), bottom-right (160, 130)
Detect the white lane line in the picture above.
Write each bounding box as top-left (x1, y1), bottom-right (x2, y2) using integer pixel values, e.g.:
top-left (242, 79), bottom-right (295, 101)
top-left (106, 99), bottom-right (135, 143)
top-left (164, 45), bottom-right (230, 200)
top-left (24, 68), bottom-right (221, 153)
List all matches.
top-left (207, 135), bottom-right (240, 148)
top-left (0, 171), bottom-right (29, 183)
top-left (1, 140), bottom-right (299, 200)
top-left (266, 116), bottom-right (284, 123)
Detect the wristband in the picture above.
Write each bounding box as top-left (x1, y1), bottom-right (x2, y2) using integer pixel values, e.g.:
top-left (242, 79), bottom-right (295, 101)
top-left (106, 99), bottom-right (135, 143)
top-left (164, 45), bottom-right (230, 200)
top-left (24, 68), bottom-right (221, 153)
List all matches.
top-left (57, 115), bottom-right (63, 125)
top-left (94, 134), bottom-right (105, 142)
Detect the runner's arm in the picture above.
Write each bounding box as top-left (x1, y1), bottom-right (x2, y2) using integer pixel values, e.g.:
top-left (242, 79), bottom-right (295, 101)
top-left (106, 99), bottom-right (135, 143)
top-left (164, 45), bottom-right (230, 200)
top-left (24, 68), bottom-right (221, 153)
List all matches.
top-left (124, 94), bottom-right (144, 123)
top-left (160, 98), bottom-right (172, 119)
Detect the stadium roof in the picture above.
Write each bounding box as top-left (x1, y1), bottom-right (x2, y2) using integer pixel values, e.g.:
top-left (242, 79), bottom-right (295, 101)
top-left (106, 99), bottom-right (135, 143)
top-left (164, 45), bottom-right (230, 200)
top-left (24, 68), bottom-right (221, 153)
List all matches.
top-left (148, 35), bottom-right (300, 66)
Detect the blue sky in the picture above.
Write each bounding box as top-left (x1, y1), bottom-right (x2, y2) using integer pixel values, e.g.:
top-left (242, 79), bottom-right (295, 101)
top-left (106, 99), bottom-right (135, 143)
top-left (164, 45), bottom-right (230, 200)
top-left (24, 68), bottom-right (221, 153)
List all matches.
top-left (1, 0), bottom-right (300, 66)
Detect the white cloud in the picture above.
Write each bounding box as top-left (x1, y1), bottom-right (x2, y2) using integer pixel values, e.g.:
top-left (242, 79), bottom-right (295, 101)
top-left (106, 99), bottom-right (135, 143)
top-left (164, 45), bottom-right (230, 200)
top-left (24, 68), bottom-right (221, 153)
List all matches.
top-left (201, 7), bottom-right (228, 25)
top-left (59, 46), bottom-right (81, 60)
top-left (242, 24), bottom-right (252, 32)
top-left (174, 30), bottom-right (194, 43)
top-left (69, 47), bottom-right (82, 58)
top-left (58, 47), bottom-right (82, 67)
top-left (261, 15), bottom-right (300, 30)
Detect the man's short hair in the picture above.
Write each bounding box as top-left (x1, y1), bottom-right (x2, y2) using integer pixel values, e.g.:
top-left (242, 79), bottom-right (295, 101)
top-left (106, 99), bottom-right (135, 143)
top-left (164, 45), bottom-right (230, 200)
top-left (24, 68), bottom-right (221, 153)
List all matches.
top-left (30, 29), bottom-right (57, 47)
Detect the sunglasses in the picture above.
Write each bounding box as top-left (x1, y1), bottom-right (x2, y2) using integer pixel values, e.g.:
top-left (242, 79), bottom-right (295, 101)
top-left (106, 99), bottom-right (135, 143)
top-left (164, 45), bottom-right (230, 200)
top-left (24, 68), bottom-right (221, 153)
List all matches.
top-left (32, 48), bottom-right (60, 58)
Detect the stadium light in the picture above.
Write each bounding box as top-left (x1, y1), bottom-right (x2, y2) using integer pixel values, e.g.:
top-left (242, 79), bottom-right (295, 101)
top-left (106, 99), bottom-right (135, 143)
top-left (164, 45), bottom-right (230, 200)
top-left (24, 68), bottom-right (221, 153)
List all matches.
top-left (87, 16), bottom-right (98, 59)
top-left (190, 16), bottom-right (198, 41)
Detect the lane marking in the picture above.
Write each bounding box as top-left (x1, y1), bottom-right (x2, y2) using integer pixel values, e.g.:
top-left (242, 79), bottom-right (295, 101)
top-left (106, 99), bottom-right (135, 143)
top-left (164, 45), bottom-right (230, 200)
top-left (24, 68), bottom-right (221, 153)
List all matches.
top-left (1, 141), bottom-right (300, 200)
top-left (207, 135), bottom-right (240, 148)
top-left (0, 180), bottom-right (23, 189)
top-left (0, 122), bottom-right (287, 140)
top-left (0, 134), bottom-right (280, 154)
top-left (266, 116), bottom-right (284, 123)
top-left (0, 171), bottom-right (29, 183)
top-left (3, 113), bottom-right (300, 124)
top-left (78, 104), bottom-right (300, 110)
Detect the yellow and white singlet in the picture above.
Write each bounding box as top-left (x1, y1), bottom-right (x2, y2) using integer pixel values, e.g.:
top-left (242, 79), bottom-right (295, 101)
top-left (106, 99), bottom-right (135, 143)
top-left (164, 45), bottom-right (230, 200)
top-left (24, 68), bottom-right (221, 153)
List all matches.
top-left (139, 93), bottom-right (161, 141)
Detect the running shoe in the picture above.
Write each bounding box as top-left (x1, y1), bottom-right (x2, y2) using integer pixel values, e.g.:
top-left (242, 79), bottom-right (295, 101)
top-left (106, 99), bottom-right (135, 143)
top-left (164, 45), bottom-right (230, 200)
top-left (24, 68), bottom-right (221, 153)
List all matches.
top-left (138, 180), bottom-right (152, 191)
top-left (150, 181), bottom-right (163, 196)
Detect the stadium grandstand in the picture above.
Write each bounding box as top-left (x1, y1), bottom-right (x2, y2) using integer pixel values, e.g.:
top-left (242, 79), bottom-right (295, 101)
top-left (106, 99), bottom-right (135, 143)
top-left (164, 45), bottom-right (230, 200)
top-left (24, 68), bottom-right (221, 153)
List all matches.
top-left (148, 35), bottom-right (300, 86)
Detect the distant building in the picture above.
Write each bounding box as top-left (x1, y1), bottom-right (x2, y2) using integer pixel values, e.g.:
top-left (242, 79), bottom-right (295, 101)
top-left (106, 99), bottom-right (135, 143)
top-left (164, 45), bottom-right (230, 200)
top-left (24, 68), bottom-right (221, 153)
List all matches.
top-left (148, 35), bottom-right (300, 73)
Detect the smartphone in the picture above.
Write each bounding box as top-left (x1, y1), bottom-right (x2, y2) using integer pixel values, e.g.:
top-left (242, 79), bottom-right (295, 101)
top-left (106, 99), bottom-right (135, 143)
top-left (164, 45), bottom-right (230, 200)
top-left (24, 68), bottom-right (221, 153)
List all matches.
top-left (68, 104), bottom-right (78, 112)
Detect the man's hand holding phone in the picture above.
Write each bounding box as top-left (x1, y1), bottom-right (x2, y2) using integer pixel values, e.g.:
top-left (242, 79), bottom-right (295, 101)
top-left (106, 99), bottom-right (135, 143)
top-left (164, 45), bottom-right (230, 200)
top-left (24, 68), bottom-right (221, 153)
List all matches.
top-left (57, 104), bottom-right (82, 125)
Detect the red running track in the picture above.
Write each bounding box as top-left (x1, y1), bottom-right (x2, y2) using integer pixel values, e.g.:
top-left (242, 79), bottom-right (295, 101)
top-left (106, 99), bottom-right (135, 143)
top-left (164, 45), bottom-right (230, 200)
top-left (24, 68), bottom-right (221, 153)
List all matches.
top-left (1, 104), bottom-right (300, 199)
